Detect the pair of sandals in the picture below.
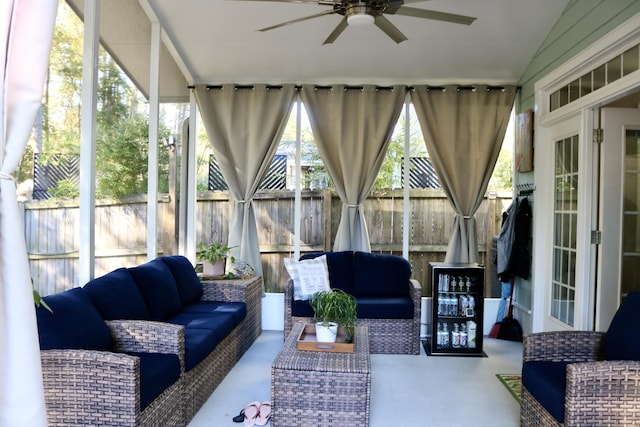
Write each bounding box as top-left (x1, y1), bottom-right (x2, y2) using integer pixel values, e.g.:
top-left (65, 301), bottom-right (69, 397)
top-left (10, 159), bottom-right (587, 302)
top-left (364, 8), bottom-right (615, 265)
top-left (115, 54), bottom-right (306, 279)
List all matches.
top-left (233, 401), bottom-right (271, 426)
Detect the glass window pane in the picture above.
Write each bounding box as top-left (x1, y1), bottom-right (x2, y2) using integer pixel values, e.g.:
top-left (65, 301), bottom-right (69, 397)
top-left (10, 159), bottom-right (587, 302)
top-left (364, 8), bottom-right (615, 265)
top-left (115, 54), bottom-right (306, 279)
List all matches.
top-left (580, 72), bottom-right (592, 97)
top-left (622, 45), bottom-right (639, 76)
top-left (607, 55), bottom-right (622, 84)
top-left (593, 64), bottom-right (606, 91)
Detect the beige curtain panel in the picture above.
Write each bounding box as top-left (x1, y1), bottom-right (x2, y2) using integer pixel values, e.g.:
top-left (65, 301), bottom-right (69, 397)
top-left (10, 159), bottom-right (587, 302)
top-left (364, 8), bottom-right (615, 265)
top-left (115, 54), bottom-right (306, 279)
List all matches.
top-left (195, 84), bottom-right (296, 277)
top-left (300, 84), bottom-right (405, 252)
top-left (411, 85), bottom-right (517, 263)
top-left (0, 1), bottom-right (58, 425)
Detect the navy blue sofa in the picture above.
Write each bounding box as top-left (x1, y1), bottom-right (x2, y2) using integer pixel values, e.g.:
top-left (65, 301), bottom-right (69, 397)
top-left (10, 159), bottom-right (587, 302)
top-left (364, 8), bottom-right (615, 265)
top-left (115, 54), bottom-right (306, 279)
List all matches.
top-left (284, 251), bottom-right (422, 354)
top-left (520, 292), bottom-right (640, 426)
top-left (36, 255), bottom-right (262, 426)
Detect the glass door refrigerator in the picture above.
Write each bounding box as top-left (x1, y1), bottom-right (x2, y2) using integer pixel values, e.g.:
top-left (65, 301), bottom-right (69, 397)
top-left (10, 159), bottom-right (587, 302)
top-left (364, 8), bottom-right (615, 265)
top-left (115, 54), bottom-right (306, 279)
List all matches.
top-left (429, 262), bottom-right (485, 356)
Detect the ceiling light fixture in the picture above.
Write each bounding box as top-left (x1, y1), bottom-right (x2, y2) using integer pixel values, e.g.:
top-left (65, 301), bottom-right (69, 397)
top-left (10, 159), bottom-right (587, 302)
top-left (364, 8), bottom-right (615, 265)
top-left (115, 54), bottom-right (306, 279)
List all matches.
top-left (346, 4), bottom-right (375, 26)
top-left (347, 13), bottom-right (374, 26)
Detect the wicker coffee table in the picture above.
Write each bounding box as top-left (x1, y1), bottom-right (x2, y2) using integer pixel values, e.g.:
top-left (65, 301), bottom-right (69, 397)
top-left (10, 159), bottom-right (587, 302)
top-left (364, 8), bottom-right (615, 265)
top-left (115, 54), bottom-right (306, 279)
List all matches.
top-left (271, 323), bottom-right (371, 427)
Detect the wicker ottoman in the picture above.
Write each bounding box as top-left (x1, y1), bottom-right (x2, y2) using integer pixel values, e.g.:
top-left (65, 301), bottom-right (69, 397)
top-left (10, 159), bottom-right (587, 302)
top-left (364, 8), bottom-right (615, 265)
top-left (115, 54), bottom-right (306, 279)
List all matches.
top-left (271, 324), bottom-right (371, 427)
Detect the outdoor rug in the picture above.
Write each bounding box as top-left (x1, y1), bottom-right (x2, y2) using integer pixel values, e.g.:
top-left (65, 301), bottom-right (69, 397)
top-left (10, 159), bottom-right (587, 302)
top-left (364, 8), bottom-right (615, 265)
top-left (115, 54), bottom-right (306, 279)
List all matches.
top-left (496, 374), bottom-right (521, 403)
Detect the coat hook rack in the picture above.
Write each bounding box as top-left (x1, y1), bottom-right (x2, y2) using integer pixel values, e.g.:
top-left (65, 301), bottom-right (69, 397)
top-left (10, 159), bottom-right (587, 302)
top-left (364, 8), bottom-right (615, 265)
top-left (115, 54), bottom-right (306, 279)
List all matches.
top-left (517, 183), bottom-right (535, 196)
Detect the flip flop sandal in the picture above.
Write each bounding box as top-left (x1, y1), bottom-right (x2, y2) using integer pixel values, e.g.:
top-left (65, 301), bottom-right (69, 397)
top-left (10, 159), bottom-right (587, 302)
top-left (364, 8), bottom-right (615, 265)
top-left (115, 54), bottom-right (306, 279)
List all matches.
top-left (255, 401), bottom-right (272, 426)
top-left (243, 401), bottom-right (261, 427)
top-left (232, 409), bottom-right (245, 423)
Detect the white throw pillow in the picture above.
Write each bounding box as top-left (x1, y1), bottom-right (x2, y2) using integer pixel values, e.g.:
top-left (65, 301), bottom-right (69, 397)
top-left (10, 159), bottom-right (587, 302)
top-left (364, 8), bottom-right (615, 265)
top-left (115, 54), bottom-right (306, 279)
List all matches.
top-left (284, 255), bottom-right (331, 301)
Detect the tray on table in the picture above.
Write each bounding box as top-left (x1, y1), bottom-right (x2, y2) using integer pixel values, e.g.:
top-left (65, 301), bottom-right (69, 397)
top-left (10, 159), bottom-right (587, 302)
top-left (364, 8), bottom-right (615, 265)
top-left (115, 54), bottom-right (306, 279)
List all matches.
top-left (295, 323), bottom-right (355, 353)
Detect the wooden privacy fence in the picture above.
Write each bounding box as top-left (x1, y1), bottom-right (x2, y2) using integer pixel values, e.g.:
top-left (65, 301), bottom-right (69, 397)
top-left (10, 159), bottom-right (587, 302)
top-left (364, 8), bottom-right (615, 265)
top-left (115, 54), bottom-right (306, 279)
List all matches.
top-left (23, 189), bottom-right (511, 297)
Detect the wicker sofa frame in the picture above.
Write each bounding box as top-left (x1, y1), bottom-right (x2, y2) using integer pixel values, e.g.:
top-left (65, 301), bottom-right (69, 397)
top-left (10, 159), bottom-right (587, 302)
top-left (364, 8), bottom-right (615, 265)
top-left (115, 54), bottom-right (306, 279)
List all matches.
top-left (520, 330), bottom-right (640, 427)
top-left (40, 275), bottom-right (262, 427)
top-left (284, 277), bottom-right (422, 354)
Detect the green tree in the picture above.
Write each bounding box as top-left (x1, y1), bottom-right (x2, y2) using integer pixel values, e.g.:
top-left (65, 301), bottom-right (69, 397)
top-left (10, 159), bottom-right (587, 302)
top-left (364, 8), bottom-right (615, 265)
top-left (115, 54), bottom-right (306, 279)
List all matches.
top-left (96, 114), bottom-right (170, 198)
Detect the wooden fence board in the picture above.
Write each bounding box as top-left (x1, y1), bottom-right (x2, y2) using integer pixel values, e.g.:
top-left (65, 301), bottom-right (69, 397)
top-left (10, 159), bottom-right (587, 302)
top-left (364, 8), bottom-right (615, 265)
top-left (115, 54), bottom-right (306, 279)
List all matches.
top-left (23, 190), bottom-right (511, 297)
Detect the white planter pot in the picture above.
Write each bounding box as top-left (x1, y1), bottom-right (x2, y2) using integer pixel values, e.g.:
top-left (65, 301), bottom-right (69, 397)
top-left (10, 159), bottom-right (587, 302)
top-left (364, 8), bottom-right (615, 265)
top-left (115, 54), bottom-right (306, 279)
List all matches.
top-left (315, 322), bottom-right (338, 343)
top-left (203, 259), bottom-right (225, 277)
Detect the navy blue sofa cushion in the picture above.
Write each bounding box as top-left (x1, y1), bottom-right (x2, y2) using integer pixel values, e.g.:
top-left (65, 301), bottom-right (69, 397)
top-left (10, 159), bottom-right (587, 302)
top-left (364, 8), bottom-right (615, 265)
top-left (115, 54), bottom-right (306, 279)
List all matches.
top-left (181, 328), bottom-right (220, 371)
top-left (129, 259), bottom-right (182, 321)
top-left (160, 255), bottom-right (203, 306)
top-left (84, 268), bottom-right (150, 320)
top-left (181, 301), bottom-right (247, 325)
top-left (126, 352), bottom-right (181, 410)
top-left (603, 291), bottom-right (640, 361)
top-left (168, 312), bottom-right (237, 341)
top-left (36, 287), bottom-right (112, 351)
top-left (291, 299), bottom-right (315, 318)
top-left (356, 297), bottom-right (413, 319)
top-left (522, 361), bottom-right (568, 424)
top-left (353, 252), bottom-right (411, 298)
top-left (300, 251), bottom-right (354, 294)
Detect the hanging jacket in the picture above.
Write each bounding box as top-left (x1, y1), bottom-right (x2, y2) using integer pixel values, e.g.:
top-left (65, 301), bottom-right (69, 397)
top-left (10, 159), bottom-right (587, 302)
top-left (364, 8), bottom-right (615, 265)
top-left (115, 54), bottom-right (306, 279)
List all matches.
top-left (496, 199), bottom-right (518, 282)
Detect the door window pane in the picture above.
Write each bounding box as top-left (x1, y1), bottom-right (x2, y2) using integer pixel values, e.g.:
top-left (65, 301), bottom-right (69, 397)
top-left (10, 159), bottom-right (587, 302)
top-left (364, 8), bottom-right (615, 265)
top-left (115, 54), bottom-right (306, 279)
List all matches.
top-left (552, 135), bottom-right (579, 326)
top-left (621, 129), bottom-right (640, 298)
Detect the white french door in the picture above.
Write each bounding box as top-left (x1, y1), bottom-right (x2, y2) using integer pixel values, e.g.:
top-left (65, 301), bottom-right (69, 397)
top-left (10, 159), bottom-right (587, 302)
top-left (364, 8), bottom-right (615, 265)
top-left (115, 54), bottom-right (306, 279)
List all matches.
top-left (597, 107), bottom-right (640, 330)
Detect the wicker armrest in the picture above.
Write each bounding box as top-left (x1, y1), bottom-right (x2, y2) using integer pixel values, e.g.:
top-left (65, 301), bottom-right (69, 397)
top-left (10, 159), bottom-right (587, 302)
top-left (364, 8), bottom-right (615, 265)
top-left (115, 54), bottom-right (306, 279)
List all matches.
top-left (107, 320), bottom-right (185, 370)
top-left (409, 279), bottom-right (422, 304)
top-left (41, 349), bottom-right (140, 425)
top-left (565, 360), bottom-right (640, 424)
top-left (201, 276), bottom-right (261, 302)
top-left (523, 331), bottom-right (604, 363)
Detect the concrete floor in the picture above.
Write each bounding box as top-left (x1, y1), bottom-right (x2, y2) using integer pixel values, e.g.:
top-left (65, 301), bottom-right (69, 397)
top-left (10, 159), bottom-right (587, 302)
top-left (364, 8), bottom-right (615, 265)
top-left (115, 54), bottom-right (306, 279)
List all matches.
top-left (187, 330), bottom-right (523, 427)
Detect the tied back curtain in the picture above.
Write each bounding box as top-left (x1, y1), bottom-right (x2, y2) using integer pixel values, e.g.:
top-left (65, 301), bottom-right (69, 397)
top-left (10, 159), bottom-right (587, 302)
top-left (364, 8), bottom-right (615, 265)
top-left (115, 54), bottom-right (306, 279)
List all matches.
top-left (410, 85), bottom-right (516, 263)
top-left (300, 85), bottom-right (405, 252)
top-left (195, 84), bottom-right (296, 277)
top-left (1, 1), bottom-right (58, 426)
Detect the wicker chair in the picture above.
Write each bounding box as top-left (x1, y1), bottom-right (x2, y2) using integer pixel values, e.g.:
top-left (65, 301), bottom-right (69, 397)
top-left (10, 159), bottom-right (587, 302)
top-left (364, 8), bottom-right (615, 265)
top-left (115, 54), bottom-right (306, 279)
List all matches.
top-left (520, 293), bottom-right (640, 427)
top-left (284, 275), bottom-right (422, 355)
top-left (42, 320), bottom-right (185, 427)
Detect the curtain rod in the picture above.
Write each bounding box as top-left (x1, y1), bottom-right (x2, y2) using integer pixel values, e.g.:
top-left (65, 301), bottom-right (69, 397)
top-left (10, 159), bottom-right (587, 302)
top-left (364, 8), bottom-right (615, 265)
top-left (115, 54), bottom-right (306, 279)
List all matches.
top-left (188, 84), bottom-right (522, 91)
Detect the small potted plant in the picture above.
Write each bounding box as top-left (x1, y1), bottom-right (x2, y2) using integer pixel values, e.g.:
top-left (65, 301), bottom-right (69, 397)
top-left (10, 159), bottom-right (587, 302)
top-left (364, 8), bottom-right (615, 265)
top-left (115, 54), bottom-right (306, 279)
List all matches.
top-left (309, 289), bottom-right (357, 343)
top-left (197, 241), bottom-right (236, 278)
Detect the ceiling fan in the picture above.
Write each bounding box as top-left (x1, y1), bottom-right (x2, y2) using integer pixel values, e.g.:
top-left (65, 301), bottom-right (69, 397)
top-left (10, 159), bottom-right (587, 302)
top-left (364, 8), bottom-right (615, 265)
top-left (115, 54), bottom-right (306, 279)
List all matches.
top-left (242, 0), bottom-right (476, 45)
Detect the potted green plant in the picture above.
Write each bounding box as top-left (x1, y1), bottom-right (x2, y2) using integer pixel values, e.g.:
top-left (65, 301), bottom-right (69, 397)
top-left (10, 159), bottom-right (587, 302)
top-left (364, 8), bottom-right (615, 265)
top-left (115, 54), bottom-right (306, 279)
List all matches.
top-left (197, 241), bottom-right (236, 277)
top-left (309, 289), bottom-right (357, 343)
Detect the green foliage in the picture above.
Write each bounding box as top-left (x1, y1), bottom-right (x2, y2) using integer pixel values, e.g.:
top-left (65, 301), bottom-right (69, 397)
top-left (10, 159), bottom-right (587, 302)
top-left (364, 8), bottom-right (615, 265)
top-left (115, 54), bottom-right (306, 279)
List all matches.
top-left (197, 241), bottom-right (236, 264)
top-left (309, 289), bottom-right (357, 342)
top-left (47, 178), bottom-right (79, 199)
top-left (95, 114), bottom-right (170, 198)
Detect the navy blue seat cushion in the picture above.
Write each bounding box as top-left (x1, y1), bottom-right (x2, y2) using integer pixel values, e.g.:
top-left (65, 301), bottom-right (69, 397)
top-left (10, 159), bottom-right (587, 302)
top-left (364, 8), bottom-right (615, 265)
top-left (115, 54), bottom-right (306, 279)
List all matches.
top-left (603, 291), bottom-right (640, 360)
top-left (168, 312), bottom-right (237, 341)
top-left (181, 328), bottom-right (220, 371)
top-left (300, 251), bottom-right (354, 294)
top-left (356, 297), bottom-right (413, 319)
top-left (83, 268), bottom-right (150, 320)
top-left (182, 301), bottom-right (247, 325)
top-left (522, 361), bottom-right (568, 424)
top-left (291, 299), bottom-right (315, 318)
top-left (352, 252), bottom-right (412, 298)
top-left (36, 287), bottom-right (112, 351)
top-left (159, 255), bottom-right (203, 306)
top-left (129, 259), bottom-right (182, 321)
top-left (125, 352), bottom-right (180, 410)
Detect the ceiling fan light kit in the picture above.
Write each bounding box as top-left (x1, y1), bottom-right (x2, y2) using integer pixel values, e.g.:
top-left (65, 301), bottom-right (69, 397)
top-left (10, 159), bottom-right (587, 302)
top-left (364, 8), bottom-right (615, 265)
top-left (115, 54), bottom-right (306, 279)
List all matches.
top-left (249, 0), bottom-right (477, 44)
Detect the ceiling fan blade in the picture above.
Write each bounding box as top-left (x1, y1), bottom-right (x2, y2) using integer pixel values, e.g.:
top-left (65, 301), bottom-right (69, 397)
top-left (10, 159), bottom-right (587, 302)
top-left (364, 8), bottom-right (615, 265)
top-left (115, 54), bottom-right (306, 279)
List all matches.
top-left (374, 15), bottom-right (408, 44)
top-left (258, 9), bottom-right (337, 32)
top-left (322, 17), bottom-right (348, 45)
top-left (394, 6), bottom-right (476, 25)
